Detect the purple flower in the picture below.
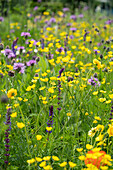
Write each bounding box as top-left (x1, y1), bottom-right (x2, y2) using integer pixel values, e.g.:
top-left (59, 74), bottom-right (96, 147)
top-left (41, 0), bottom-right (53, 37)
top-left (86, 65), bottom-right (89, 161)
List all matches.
top-left (88, 77), bottom-right (100, 86)
top-left (94, 49), bottom-right (100, 55)
top-left (33, 6), bottom-right (38, 11)
top-left (57, 68), bottom-right (64, 112)
top-left (12, 37), bottom-right (18, 55)
top-left (70, 28), bottom-right (77, 32)
top-left (1, 49), bottom-right (12, 56)
top-left (78, 14), bottom-right (84, 18)
top-left (83, 31), bottom-right (90, 41)
top-left (8, 52), bottom-right (15, 59)
top-left (84, 6), bottom-right (89, 11)
top-left (70, 15), bottom-right (77, 21)
top-left (105, 20), bottom-right (112, 25)
top-left (0, 16), bottom-right (4, 22)
top-left (63, 8), bottom-right (69, 12)
top-left (57, 47), bottom-right (64, 53)
top-left (10, 29), bottom-right (15, 33)
top-left (13, 63), bottom-right (26, 73)
top-left (4, 108), bottom-right (11, 165)
top-left (26, 60), bottom-right (36, 66)
top-left (47, 106), bottom-right (54, 134)
top-left (67, 23), bottom-right (72, 27)
top-left (21, 32), bottom-right (31, 38)
top-left (69, 35), bottom-right (74, 39)
top-left (49, 17), bottom-right (56, 23)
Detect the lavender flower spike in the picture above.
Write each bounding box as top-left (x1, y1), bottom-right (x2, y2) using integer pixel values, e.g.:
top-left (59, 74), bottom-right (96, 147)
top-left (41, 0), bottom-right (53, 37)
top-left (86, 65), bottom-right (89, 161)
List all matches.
top-left (4, 108), bottom-right (11, 166)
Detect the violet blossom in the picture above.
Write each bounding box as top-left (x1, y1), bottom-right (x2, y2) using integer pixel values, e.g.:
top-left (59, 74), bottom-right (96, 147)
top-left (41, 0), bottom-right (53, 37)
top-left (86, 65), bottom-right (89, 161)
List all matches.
top-left (13, 63), bottom-right (26, 73)
top-left (26, 60), bottom-right (36, 66)
top-left (88, 76), bottom-right (100, 86)
top-left (47, 106), bottom-right (54, 134)
top-left (4, 108), bottom-right (11, 166)
top-left (21, 32), bottom-right (31, 38)
top-left (57, 68), bottom-right (64, 112)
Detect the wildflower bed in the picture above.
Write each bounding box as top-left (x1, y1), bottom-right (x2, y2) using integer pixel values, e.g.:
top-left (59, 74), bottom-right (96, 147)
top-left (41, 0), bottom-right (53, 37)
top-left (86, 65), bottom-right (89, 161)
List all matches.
top-left (0, 4), bottom-right (113, 170)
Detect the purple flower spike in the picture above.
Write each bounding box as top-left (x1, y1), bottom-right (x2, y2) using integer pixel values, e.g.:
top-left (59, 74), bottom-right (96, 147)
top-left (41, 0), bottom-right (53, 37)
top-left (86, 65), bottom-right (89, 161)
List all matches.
top-left (59, 68), bottom-right (64, 77)
top-left (47, 106), bottom-right (54, 137)
top-left (12, 37), bottom-right (18, 55)
top-left (4, 108), bottom-right (11, 166)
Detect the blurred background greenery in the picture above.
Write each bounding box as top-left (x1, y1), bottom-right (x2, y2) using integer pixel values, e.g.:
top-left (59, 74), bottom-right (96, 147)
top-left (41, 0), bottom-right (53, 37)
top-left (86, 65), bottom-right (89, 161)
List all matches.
top-left (0, 0), bottom-right (113, 15)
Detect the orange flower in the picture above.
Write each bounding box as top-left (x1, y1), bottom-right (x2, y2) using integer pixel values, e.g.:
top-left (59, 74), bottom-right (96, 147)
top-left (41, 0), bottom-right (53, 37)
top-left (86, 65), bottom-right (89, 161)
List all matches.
top-left (85, 150), bottom-right (106, 169)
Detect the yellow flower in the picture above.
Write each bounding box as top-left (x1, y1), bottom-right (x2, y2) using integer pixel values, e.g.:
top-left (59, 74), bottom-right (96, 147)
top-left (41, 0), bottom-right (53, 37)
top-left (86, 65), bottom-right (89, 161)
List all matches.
top-left (7, 88), bottom-right (17, 99)
top-left (59, 162), bottom-right (67, 167)
top-left (78, 155), bottom-right (85, 160)
top-left (93, 120), bottom-right (98, 123)
top-left (36, 135), bottom-right (42, 140)
top-left (86, 144), bottom-right (93, 150)
top-left (27, 158), bottom-right (35, 164)
top-left (69, 161), bottom-right (76, 168)
top-left (98, 98), bottom-right (106, 102)
top-left (97, 124), bottom-right (104, 132)
top-left (85, 112), bottom-right (89, 116)
top-left (43, 156), bottom-right (51, 161)
top-left (93, 91), bottom-right (98, 95)
top-left (35, 157), bottom-right (42, 162)
top-left (11, 112), bottom-right (17, 118)
top-left (77, 148), bottom-right (83, 152)
top-left (109, 94), bottom-right (113, 99)
top-left (48, 87), bottom-right (54, 93)
top-left (39, 161), bottom-right (46, 167)
top-left (67, 113), bottom-right (71, 116)
top-left (106, 100), bottom-right (111, 104)
top-left (23, 98), bottom-right (28, 102)
top-left (17, 122), bottom-right (25, 128)
top-left (95, 116), bottom-right (101, 121)
top-left (96, 134), bottom-right (104, 141)
top-left (100, 166), bottom-right (108, 170)
top-left (107, 124), bottom-right (113, 137)
top-left (52, 156), bottom-right (60, 161)
top-left (18, 97), bottom-right (22, 101)
top-left (46, 127), bottom-right (52, 131)
top-left (43, 165), bottom-right (53, 170)
top-left (93, 59), bottom-right (101, 69)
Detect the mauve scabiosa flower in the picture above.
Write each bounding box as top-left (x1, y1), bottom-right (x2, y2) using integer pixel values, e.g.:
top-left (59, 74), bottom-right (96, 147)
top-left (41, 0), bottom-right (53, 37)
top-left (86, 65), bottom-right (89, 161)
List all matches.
top-left (13, 63), bottom-right (26, 73)
top-left (69, 35), bottom-right (74, 39)
top-left (21, 32), bottom-right (31, 38)
top-left (8, 52), bottom-right (15, 59)
top-left (49, 17), bottom-right (56, 23)
top-left (4, 108), bottom-right (11, 166)
top-left (70, 15), bottom-right (77, 21)
top-left (1, 49), bottom-right (12, 56)
top-left (88, 76), bottom-right (100, 86)
top-left (78, 14), bottom-right (84, 18)
top-left (26, 60), bottom-right (36, 66)
top-left (70, 27), bottom-right (77, 32)
top-left (33, 6), bottom-right (38, 11)
top-left (0, 16), bottom-right (4, 22)
top-left (63, 8), bottom-right (69, 12)
top-left (67, 23), bottom-right (72, 27)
